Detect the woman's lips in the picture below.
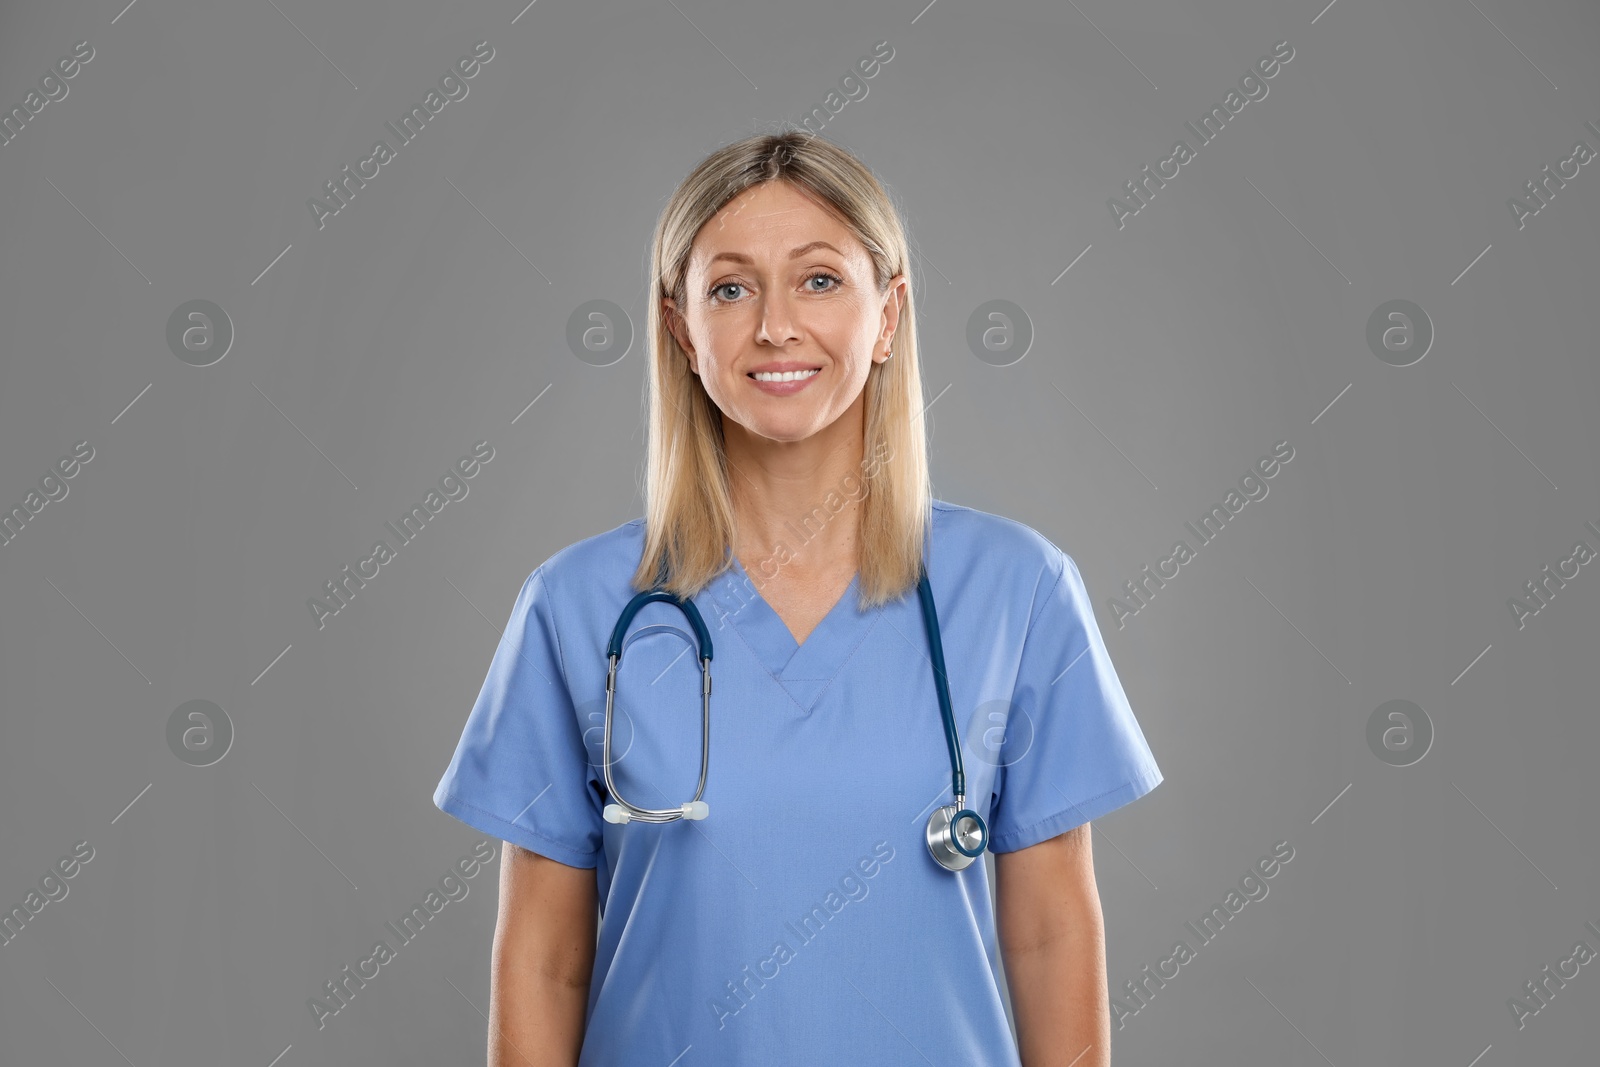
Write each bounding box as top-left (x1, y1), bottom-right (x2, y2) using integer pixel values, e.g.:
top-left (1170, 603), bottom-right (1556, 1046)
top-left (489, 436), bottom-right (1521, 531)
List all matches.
top-left (747, 367), bottom-right (821, 396)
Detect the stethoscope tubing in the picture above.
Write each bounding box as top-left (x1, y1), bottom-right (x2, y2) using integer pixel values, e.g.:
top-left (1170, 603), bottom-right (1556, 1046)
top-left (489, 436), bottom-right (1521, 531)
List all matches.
top-left (602, 589), bottom-right (714, 823)
top-left (915, 566), bottom-right (966, 805)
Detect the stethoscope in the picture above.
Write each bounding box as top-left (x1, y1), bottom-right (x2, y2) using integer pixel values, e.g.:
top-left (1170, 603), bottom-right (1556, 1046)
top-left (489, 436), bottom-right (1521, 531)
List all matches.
top-left (599, 562), bottom-right (990, 872)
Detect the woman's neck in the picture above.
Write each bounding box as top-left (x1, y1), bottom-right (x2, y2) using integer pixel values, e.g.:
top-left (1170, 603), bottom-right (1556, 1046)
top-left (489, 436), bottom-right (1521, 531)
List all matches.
top-left (724, 410), bottom-right (866, 582)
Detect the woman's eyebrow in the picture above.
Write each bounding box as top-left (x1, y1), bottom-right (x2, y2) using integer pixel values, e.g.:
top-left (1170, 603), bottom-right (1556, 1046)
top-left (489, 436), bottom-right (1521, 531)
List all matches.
top-left (707, 241), bottom-right (845, 266)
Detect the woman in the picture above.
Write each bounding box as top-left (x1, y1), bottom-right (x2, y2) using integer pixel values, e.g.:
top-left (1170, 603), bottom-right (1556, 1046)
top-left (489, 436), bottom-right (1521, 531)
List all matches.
top-left (434, 132), bottom-right (1163, 1066)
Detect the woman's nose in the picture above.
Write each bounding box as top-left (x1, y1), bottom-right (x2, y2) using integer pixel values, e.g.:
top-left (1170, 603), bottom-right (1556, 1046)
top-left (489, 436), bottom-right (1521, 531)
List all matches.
top-left (755, 291), bottom-right (800, 344)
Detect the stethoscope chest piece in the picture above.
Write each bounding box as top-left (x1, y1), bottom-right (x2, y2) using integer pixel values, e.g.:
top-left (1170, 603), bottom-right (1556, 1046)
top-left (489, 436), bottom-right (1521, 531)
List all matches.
top-left (925, 803), bottom-right (988, 872)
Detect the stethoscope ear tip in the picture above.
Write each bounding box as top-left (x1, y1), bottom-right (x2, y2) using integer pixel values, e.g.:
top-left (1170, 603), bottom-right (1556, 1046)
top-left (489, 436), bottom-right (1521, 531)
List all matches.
top-left (603, 801), bottom-right (706, 824)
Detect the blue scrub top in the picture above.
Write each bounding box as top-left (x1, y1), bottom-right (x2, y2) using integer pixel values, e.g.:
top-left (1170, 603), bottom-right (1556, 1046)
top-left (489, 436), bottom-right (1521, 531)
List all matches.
top-left (434, 499), bottom-right (1163, 1065)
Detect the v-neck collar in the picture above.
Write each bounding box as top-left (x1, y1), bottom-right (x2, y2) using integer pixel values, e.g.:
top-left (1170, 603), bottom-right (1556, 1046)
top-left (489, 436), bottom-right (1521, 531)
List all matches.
top-left (709, 555), bottom-right (883, 713)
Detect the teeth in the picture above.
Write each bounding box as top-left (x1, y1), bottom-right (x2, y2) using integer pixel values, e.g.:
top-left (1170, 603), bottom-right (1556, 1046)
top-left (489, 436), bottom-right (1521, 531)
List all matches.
top-left (751, 369), bottom-right (820, 382)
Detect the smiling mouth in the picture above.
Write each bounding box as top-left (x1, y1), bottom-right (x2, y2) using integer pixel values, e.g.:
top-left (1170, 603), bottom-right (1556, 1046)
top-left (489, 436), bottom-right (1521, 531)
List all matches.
top-left (748, 368), bottom-right (821, 382)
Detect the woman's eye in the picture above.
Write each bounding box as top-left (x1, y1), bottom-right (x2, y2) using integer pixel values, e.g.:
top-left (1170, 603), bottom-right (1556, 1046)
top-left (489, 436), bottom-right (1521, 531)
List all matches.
top-left (708, 273), bottom-right (840, 303)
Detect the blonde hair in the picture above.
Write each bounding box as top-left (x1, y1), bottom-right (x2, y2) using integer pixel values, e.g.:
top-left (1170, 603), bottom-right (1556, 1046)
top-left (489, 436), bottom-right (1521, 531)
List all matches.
top-left (633, 131), bottom-right (930, 610)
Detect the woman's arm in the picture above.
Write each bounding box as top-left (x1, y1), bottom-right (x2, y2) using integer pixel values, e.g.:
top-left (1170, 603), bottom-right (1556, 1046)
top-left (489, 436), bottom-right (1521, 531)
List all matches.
top-left (995, 824), bottom-right (1109, 1067)
top-left (489, 842), bottom-right (598, 1067)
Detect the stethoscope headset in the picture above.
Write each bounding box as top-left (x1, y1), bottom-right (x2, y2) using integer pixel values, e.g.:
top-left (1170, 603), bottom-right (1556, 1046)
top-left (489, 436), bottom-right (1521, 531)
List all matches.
top-left (599, 554), bottom-right (989, 872)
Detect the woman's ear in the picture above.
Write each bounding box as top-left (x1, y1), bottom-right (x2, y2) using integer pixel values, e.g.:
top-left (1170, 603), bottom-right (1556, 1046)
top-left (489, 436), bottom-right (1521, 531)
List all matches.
top-left (879, 274), bottom-right (907, 356)
top-left (662, 297), bottom-right (698, 373)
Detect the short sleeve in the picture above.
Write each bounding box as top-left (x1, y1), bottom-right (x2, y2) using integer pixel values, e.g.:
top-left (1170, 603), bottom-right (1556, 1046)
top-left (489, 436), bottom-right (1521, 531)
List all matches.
top-left (987, 549), bottom-right (1163, 853)
top-left (433, 567), bottom-right (603, 868)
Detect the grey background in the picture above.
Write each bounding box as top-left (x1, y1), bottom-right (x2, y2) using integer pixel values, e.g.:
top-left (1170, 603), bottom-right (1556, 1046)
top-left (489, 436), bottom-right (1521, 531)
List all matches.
top-left (1, 0), bottom-right (1597, 1064)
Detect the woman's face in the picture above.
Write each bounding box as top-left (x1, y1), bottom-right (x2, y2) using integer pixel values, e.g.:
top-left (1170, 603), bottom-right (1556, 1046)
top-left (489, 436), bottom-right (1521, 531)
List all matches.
top-left (663, 181), bottom-right (906, 447)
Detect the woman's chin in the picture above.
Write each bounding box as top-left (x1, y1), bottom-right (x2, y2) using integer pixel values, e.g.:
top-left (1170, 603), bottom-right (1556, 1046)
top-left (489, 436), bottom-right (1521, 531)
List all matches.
top-left (740, 417), bottom-right (828, 446)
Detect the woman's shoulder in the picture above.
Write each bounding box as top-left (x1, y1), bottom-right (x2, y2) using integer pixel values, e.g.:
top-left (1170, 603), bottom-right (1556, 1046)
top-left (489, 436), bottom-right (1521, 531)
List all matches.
top-left (524, 515), bottom-right (647, 592)
top-left (931, 498), bottom-right (1074, 581)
